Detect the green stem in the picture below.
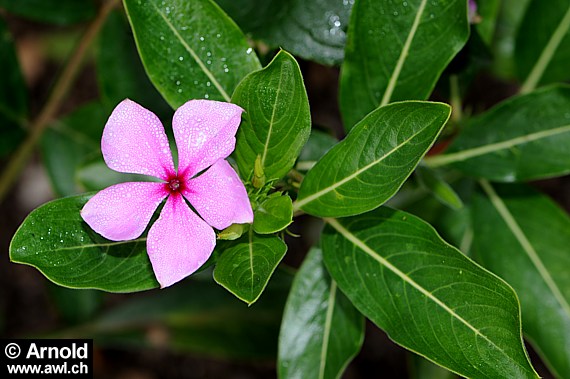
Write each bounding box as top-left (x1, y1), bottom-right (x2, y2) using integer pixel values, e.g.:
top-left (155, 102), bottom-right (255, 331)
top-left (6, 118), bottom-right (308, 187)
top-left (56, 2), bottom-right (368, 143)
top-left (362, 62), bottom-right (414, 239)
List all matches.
top-left (519, 4), bottom-right (570, 94)
top-left (449, 75), bottom-right (462, 123)
top-left (0, 0), bottom-right (120, 204)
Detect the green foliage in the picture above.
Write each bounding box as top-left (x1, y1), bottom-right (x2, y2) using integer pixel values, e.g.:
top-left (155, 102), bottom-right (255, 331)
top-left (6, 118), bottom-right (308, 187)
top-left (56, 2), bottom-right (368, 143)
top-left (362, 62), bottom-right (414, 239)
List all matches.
top-left (426, 85), bottom-right (570, 181)
top-left (123, 0), bottom-right (261, 106)
top-left (10, 194), bottom-right (160, 292)
top-left (278, 248), bottom-right (364, 379)
top-left (233, 50), bottom-right (311, 181)
top-left (473, 182), bottom-right (570, 378)
top-left (253, 193), bottom-right (293, 234)
top-left (216, 0), bottom-right (353, 65)
top-left (339, 0), bottom-right (469, 128)
top-left (296, 101), bottom-right (450, 217)
top-left (415, 166), bottom-right (463, 210)
top-left (322, 207), bottom-right (538, 379)
top-left (213, 231), bottom-right (287, 305)
top-left (6, 0), bottom-right (570, 376)
top-left (516, 0), bottom-right (570, 92)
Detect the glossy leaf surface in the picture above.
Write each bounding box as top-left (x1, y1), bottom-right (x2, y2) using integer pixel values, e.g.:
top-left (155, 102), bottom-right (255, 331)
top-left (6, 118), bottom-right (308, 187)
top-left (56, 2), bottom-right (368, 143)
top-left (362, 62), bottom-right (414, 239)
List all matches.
top-left (10, 194), bottom-right (159, 292)
top-left (322, 207), bottom-right (538, 379)
top-left (339, 0), bottom-right (468, 128)
top-left (425, 85), bottom-right (570, 181)
top-left (217, 0), bottom-right (353, 65)
top-left (278, 248), bottom-right (364, 379)
top-left (253, 194), bottom-right (293, 234)
top-left (233, 50), bottom-right (311, 181)
top-left (123, 0), bottom-right (261, 107)
top-left (473, 182), bottom-right (570, 379)
top-left (213, 232), bottom-right (287, 305)
top-left (296, 101), bottom-right (450, 217)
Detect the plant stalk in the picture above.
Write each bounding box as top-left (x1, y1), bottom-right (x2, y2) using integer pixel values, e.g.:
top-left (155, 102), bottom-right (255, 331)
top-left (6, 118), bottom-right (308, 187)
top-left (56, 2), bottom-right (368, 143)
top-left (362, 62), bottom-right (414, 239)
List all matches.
top-left (0, 0), bottom-right (120, 204)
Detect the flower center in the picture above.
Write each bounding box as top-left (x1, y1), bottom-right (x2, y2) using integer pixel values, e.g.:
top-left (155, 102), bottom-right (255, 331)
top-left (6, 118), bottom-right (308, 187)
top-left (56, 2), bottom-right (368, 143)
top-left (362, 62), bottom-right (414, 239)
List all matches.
top-left (168, 178), bottom-right (181, 193)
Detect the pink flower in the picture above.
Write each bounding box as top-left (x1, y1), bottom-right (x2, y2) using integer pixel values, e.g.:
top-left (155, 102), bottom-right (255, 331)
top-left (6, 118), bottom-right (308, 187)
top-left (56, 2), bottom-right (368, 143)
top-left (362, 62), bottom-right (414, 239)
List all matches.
top-left (81, 99), bottom-right (253, 288)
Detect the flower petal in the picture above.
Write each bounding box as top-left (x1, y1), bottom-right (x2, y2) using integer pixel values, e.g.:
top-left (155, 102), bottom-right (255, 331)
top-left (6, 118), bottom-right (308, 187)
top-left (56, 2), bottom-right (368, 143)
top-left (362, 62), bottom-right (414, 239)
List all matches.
top-left (102, 99), bottom-right (175, 180)
top-left (81, 182), bottom-right (168, 241)
top-left (147, 193), bottom-right (216, 288)
top-left (183, 160), bottom-right (253, 230)
top-left (173, 99), bottom-right (243, 177)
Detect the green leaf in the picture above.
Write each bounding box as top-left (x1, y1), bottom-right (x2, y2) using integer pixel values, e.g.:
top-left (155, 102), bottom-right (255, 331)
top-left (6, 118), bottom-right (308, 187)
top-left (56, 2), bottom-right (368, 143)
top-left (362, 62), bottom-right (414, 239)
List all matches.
top-left (415, 166), bottom-right (463, 210)
top-left (213, 231), bottom-right (287, 305)
top-left (253, 194), bottom-right (293, 234)
top-left (517, 0), bottom-right (570, 93)
top-left (296, 129), bottom-right (338, 172)
top-left (60, 273), bottom-right (292, 359)
top-left (0, 17), bottom-right (27, 158)
top-left (490, 0), bottom-right (532, 79)
top-left (322, 207), bottom-right (539, 379)
top-left (473, 181), bottom-right (570, 379)
top-left (233, 50), bottom-right (311, 181)
top-left (123, 0), bottom-right (261, 107)
top-left (0, 0), bottom-right (97, 25)
top-left (295, 101), bottom-right (450, 218)
top-left (339, 0), bottom-right (469, 129)
top-left (216, 0), bottom-right (353, 66)
top-left (278, 247), bottom-right (364, 379)
top-left (97, 10), bottom-right (171, 118)
top-left (425, 85), bottom-right (570, 181)
top-left (10, 194), bottom-right (159, 293)
top-left (41, 102), bottom-right (107, 196)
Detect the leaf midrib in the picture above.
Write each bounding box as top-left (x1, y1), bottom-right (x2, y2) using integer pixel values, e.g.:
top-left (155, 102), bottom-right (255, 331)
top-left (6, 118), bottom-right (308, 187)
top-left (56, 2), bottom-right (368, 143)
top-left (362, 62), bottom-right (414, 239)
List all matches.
top-left (326, 217), bottom-right (531, 373)
top-left (479, 180), bottom-right (570, 319)
top-left (424, 123), bottom-right (570, 167)
top-left (150, 2), bottom-right (231, 102)
top-left (294, 121), bottom-right (431, 211)
top-left (13, 237), bottom-right (147, 257)
top-left (520, 3), bottom-right (570, 93)
top-left (380, 0), bottom-right (428, 106)
top-left (318, 280), bottom-right (337, 379)
top-left (260, 60), bottom-right (286, 168)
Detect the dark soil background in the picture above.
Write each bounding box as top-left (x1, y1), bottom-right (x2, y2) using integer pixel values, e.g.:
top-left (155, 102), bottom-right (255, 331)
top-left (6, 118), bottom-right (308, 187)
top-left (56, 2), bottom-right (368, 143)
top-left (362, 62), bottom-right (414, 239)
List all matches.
top-left (1, 11), bottom-right (566, 379)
